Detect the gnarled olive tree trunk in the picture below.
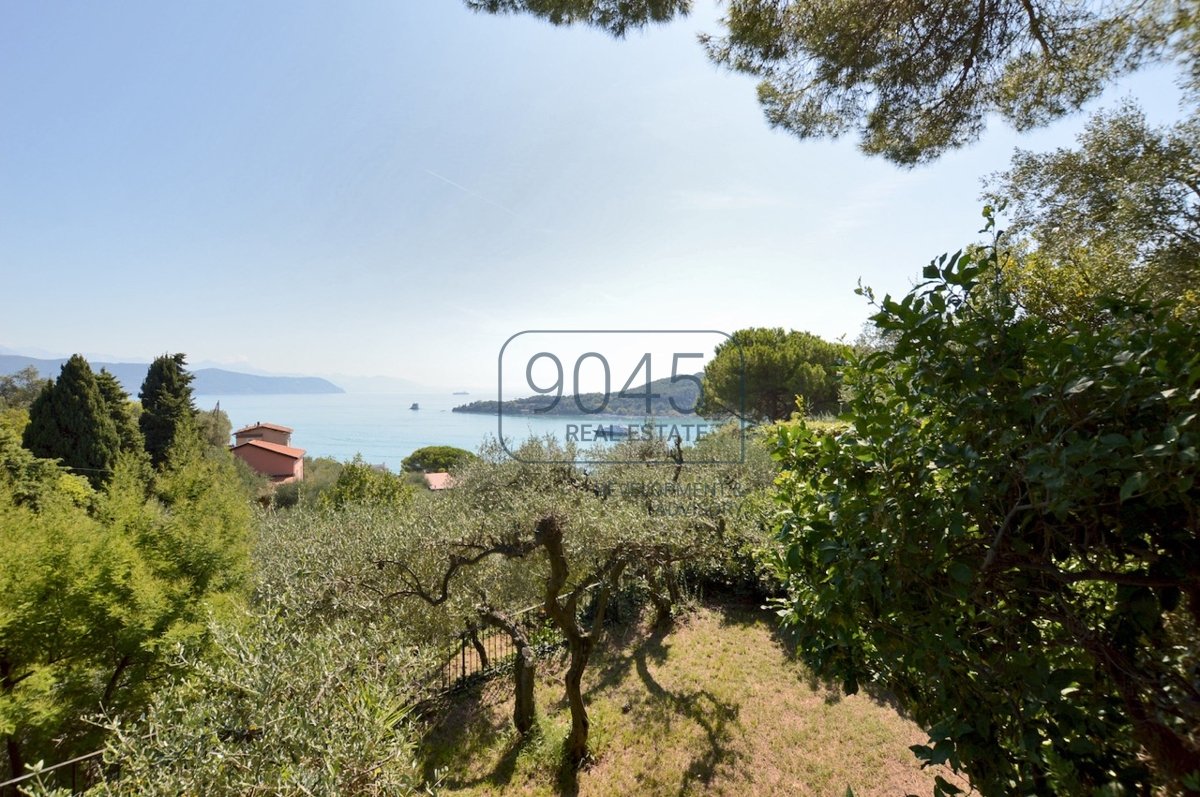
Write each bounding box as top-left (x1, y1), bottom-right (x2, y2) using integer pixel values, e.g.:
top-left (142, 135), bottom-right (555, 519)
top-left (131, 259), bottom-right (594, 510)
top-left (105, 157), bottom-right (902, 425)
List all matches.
top-left (466, 624), bottom-right (489, 671)
top-left (479, 607), bottom-right (537, 734)
top-left (535, 515), bottom-right (625, 767)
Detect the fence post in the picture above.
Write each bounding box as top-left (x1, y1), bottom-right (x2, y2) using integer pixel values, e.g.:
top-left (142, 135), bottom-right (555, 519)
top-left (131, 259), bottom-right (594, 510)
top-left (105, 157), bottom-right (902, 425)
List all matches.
top-left (460, 633), bottom-right (467, 687)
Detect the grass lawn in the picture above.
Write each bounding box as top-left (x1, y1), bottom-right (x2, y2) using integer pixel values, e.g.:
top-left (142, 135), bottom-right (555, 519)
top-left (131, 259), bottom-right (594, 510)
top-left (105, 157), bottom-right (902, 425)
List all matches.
top-left (420, 603), bottom-right (966, 796)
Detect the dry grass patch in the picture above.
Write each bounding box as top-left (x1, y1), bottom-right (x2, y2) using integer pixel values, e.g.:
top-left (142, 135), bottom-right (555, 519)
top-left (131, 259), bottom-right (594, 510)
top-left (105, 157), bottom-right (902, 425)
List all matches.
top-left (421, 604), bottom-right (965, 797)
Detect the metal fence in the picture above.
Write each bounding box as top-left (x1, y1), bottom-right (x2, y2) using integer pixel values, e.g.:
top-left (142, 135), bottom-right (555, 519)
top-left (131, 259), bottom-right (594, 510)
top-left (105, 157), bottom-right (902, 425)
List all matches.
top-left (433, 582), bottom-right (606, 694)
top-left (436, 603), bottom-right (546, 693)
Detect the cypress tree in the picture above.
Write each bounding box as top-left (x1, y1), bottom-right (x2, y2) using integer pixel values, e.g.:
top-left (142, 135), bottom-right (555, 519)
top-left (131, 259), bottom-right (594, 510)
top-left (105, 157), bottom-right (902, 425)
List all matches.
top-left (22, 354), bottom-right (120, 486)
top-left (139, 353), bottom-right (195, 466)
top-left (95, 368), bottom-right (144, 455)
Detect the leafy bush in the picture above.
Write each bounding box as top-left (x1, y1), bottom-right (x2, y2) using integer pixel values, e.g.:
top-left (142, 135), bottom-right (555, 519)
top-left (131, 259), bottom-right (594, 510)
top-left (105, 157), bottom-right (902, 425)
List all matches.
top-left (321, 456), bottom-right (414, 510)
top-left (772, 224), bottom-right (1199, 793)
top-left (267, 456), bottom-right (346, 510)
top-left (1, 429), bottom-right (252, 785)
top-left (194, 404), bottom-right (232, 449)
top-left (0, 366), bottom-right (46, 411)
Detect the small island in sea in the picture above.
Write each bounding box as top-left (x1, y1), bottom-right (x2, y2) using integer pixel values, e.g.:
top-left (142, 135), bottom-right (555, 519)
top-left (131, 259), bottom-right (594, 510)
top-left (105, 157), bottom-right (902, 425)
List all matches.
top-left (453, 373), bottom-right (704, 417)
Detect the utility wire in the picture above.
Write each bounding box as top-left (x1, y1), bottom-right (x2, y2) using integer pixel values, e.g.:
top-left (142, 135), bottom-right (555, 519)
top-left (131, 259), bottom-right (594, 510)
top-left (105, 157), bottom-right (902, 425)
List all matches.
top-left (0, 749), bottom-right (103, 790)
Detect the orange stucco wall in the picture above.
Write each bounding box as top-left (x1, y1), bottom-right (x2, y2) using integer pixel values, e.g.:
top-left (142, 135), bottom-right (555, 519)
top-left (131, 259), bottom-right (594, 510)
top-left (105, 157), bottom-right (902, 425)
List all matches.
top-left (232, 446), bottom-right (302, 483)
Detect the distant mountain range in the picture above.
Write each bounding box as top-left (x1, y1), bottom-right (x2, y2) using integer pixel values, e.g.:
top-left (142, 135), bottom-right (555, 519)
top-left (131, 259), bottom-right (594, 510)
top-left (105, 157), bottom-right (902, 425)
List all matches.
top-left (453, 373), bottom-right (705, 417)
top-left (0, 355), bottom-right (344, 396)
top-left (323, 373), bottom-right (428, 393)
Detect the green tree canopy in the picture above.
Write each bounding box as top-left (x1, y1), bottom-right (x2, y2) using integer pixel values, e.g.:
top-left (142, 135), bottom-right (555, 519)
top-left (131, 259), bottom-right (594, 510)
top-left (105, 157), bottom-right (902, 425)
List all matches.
top-left (21, 355), bottom-right (121, 487)
top-left (138, 353), bottom-right (195, 467)
top-left (705, 0), bottom-right (1177, 164)
top-left (400, 445), bottom-right (478, 473)
top-left (986, 102), bottom-right (1200, 321)
top-left (0, 366), bottom-right (47, 410)
top-left (466, 0), bottom-right (689, 36)
top-left (0, 425), bottom-right (94, 512)
top-left (699, 327), bottom-right (848, 422)
top-left (195, 404), bottom-right (233, 450)
top-left (0, 427), bottom-right (252, 785)
top-left (772, 230), bottom-right (1200, 792)
top-left (468, 0), bottom-right (1187, 164)
top-left (95, 368), bottom-right (144, 456)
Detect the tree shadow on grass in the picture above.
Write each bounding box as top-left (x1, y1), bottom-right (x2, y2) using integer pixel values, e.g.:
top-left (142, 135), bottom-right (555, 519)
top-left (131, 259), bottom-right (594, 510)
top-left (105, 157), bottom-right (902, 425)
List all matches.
top-left (420, 680), bottom-right (521, 788)
top-left (553, 747), bottom-right (582, 797)
top-left (584, 618), bottom-right (671, 699)
top-left (424, 607), bottom-right (747, 796)
top-left (548, 617), bottom-right (744, 796)
top-left (628, 624), bottom-right (746, 794)
top-left (533, 614), bottom-right (663, 713)
top-left (427, 722), bottom-right (538, 791)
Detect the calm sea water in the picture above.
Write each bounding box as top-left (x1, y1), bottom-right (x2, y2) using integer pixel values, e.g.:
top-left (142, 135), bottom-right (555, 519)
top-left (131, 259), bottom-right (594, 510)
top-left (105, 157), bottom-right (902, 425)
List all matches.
top-left (201, 392), bottom-right (723, 470)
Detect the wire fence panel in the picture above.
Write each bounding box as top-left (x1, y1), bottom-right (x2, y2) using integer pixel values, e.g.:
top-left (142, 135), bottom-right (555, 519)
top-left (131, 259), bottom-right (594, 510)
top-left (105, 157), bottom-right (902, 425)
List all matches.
top-left (431, 583), bottom-right (601, 696)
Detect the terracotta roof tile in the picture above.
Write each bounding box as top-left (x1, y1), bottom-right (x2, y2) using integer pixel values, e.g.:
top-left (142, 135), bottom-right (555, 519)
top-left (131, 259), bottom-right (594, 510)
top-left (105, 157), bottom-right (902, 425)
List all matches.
top-left (424, 472), bottom-right (456, 490)
top-left (234, 422), bottom-right (294, 435)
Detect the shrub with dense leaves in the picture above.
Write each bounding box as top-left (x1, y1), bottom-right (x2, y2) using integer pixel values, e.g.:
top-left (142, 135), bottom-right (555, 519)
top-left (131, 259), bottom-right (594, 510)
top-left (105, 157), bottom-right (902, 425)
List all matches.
top-left (321, 455), bottom-right (414, 510)
top-left (772, 224), bottom-right (1199, 794)
top-left (1, 429), bottom-right (252, 786)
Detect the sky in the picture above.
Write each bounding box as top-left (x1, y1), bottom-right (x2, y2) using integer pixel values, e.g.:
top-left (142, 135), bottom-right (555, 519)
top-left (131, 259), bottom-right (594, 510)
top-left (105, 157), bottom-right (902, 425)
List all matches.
top-left (0, 1), bottom-right (1189, 391)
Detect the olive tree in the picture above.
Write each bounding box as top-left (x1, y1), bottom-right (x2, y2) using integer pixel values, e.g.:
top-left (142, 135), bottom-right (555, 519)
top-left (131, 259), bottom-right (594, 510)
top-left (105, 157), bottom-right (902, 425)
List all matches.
top-left (361, 438), bottom-right (636, 761)
top-left (369, 432), bottom-right (776, 764)
top-left (590, 428), bottom-right (779, 625)
top-left (0, 366), bottom-right (46, 411)
top-left (89, 604), bottom-right (434, 797)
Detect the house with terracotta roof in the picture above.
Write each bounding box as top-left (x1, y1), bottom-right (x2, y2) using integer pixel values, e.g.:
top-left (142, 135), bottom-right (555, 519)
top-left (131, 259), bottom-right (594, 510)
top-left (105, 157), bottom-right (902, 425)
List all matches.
top-left (231, 422), bottom-right (305, 483)
top-left (233, 421), bottom-right (295, 447)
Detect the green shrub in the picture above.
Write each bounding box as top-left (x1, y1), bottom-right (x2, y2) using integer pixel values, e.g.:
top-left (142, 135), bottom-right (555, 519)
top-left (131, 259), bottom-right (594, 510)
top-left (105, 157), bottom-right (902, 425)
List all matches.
top-left (320, 456), bottom-right (413, 510)
top-left (772, 223), bottom-right (1199, 793)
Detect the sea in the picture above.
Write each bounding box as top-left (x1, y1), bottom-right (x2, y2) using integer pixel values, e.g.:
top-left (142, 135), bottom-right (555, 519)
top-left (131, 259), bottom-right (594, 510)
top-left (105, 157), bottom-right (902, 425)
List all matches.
top-left (201, 392), bottom-right (727, 471)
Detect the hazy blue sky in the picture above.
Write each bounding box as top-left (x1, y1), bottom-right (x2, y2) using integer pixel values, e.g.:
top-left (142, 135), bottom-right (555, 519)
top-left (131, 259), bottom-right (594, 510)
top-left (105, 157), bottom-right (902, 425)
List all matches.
top-left (0, 1), bottom-right (1188, 389)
